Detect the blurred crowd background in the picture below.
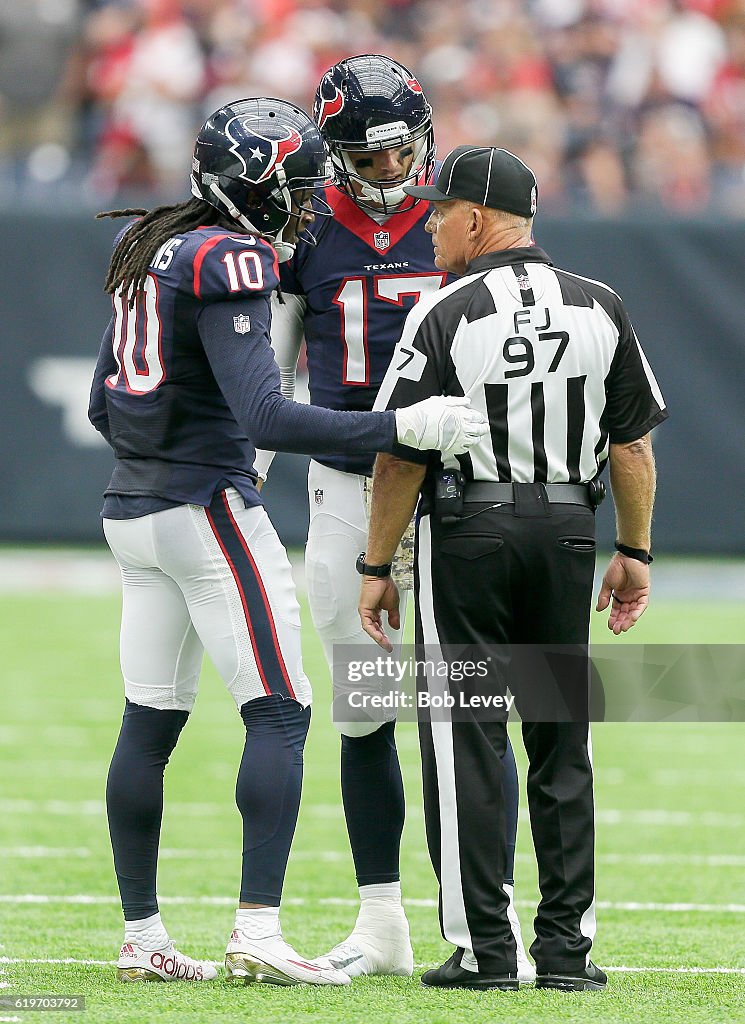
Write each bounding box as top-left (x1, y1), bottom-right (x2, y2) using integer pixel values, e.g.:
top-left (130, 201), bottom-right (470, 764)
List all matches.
top-left (3, 0), bottom-right (745, 213)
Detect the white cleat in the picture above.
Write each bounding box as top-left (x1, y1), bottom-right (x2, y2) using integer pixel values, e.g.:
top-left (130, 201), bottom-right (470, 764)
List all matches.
top-left (312, 902), bottom-right (414, 978)
top-left (117, 940), bottom-right (218, 982)
top-left (225, 929), bottom-right (350, 986)
top-left (505, 884), bottom-right (536, 984)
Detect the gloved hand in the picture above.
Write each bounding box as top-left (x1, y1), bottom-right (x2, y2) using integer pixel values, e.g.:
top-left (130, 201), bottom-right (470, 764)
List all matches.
top-left (395, 396), bottom-right (489, 456)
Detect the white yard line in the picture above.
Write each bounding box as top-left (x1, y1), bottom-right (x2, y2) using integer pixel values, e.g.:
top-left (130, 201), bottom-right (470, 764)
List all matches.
top-left (604, 965), bottom-right (745, 975)
top-left (3, 847), bottom-right (745, 867)
top-left (595, 809), bottom-right (744, 827)
top-left (1, 956), bottom-right (744, 976)
top-left (587, 853), bottom-right (745, 867)
top-left (0, 847), bottom-right (346, 862)
top-left (1, 799), bottom-right (742, 828)
top-left (2, 895), bottom-right (745, 913)
top-left (0, 800), bottom-right (224, 817)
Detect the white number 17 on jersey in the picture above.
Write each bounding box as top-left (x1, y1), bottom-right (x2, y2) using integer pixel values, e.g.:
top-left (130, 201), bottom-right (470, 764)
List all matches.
top-left (333, 273), bottom-right (445, 385)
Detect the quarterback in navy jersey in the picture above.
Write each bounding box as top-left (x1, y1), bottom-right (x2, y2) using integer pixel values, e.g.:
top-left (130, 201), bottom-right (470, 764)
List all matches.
top-left (254, 56), bottom-right (533, 983)
top-left (278, 182), bottom-right (448, 473)
top-left (88, 96), bottom-right (487, 989)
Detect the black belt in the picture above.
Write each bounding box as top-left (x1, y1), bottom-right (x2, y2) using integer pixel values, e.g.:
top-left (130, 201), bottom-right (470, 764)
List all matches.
top-left (464, 482), bottom-right (594, 508)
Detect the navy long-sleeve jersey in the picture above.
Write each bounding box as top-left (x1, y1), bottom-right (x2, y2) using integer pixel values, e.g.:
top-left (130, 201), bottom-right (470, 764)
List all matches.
top-left (88, 225), bottom-right (396, 518)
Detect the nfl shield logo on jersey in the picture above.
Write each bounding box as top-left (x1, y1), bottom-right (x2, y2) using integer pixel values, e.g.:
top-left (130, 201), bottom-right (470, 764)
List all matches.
top-left (233, 314), bottom-right (252, 334)
top-left (314, 489), bottom-right (324, 505)
top-left (516, 274), bottom-right (531, 291)
top-left (373, 231), bottom-right (390, 251)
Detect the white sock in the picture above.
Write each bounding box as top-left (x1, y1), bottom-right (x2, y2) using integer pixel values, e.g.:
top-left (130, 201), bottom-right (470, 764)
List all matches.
top-left (124, 912), bottom-right (169, 950)
top-left (234, 907), bottom-right (281, 939)
top-left (358, 882), bottom-right (402, 907)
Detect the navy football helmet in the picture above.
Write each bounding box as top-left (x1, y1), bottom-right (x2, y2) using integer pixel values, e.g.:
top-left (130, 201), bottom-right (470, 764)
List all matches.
top-left (191, 97), bottom-right (332, 260)
top-left (313, 54), bottom-right (435, 215)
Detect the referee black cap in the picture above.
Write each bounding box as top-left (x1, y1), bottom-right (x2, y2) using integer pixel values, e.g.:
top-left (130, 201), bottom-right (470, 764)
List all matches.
top-left (404, 145), bottom-right (538, 217)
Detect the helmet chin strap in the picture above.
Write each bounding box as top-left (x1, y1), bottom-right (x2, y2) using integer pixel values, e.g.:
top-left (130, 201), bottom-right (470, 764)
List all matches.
top-left (208, 182), bottom-right (260, 234)
top-left (272, 228), bottom-right (296, 264)
top-left (206, 180), bottom-right (301, 263)
top-left (271, 181), bottom-right (297, 263)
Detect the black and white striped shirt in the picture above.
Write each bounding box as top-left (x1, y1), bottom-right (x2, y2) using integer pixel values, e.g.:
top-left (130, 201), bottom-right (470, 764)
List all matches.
top-left (375, 246), bottom-right (667, 483)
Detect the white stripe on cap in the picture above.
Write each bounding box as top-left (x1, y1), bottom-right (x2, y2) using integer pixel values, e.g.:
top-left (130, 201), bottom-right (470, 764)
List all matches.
top-left (445, 146), bottom-right (491, 194)
top-left (501, 147), bottom-right (537, 180)
top-left (484, 148), bottom-right (494, 204)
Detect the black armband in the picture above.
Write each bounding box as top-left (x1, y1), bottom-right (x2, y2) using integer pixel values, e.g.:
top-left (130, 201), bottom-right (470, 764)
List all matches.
top-left (614, 542), bottom-right (653, 564)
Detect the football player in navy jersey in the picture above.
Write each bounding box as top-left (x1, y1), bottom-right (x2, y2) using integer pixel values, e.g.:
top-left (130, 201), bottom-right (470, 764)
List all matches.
top-left (88, 96), bottom-right (488, 988)
top-left (253, 57), bottom-right (533, 982)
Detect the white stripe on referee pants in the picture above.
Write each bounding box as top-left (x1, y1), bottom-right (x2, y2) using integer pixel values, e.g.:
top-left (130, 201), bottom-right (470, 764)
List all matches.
top-left (418, 513), bottom-right (543, 972)
top-left (417, 515), bottom-right (474, 957)
top-left (580, 722), bottom-right (597, 957)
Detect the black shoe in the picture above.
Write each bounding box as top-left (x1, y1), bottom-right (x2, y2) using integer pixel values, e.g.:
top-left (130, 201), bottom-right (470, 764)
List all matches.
top-left (535, 960), bottom-right (607, 991)
top-left (421, 954), bottom-right (518, 991)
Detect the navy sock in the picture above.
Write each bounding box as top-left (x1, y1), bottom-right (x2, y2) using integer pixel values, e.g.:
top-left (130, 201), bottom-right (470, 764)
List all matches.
top-left (502, 733), bottom-right (519, 886)
top-left (106, 700), bottom-right (188, 921)
top-left (341, 722), bottom-right (404, 886)
top-left (237, 695), bottom-right (310, 905)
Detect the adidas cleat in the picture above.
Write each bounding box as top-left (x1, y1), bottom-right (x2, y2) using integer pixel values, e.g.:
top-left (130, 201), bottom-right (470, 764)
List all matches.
top-left (116, 940), bottom-right (218, 982)
top-left (225, 930), bottom-right (350, 986)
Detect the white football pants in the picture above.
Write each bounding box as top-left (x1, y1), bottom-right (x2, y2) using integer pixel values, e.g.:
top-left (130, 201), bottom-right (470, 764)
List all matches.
top-left (103, 489), bottom-right (311, 712)
top-left (305, 460), bottom-right (409, 737)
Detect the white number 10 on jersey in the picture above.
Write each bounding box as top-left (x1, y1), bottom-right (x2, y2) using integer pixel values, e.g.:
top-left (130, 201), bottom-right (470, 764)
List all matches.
top-left (107, 275), bottom-right (164, 395)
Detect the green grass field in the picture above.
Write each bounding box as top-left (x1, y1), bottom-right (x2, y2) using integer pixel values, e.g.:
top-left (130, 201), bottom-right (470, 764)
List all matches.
top-left (1, 569), bottom-right (744, 1023)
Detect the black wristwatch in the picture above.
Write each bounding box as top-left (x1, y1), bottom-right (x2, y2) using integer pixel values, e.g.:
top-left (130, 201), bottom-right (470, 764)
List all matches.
top-left (356, 552), bottom-right (392, 578)
top-left (615, 541), bottom-right (654, 564)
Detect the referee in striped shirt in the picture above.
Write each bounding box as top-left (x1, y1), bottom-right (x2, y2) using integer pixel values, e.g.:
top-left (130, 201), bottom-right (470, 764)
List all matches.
top-left (356, 146), bottom-right (667, 992)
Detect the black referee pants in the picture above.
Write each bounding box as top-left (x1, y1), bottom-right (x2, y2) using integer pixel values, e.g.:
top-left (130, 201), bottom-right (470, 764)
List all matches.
top-left (414, 501), bottom-right (596, 974)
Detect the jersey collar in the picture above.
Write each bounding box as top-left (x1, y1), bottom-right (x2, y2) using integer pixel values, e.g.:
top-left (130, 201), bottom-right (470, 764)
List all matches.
top-left (465, 245), bottom-right (553, 276)
top-left (325, 186), bottom-right (431, 255)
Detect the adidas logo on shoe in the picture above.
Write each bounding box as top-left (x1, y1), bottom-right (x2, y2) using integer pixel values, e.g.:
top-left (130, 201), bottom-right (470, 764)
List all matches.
top-left (116, 940), bottom-right (218, 983)
top-left (149, 951), bottom-right (204, 980)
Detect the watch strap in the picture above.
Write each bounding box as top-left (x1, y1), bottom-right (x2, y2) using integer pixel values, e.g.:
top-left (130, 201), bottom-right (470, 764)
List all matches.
top-left (356, 552), bottom-right (392, 577)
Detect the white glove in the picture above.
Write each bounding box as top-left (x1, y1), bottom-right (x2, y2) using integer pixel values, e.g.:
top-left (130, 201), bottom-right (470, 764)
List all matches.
top-left (395, 396), bottom-right (489, 456)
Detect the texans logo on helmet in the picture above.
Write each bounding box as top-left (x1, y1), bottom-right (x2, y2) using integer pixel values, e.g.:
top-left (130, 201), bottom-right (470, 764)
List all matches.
top-left (226, 116), bottom-right (303, 185)
top-left (316, 81), bottom-right (345, 128)
top-left (407, 78), bottom-right (423, 93)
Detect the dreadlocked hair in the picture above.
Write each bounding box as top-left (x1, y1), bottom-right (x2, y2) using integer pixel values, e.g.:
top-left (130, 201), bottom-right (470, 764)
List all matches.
top-left (96, 198), bottom-right (228, 307)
